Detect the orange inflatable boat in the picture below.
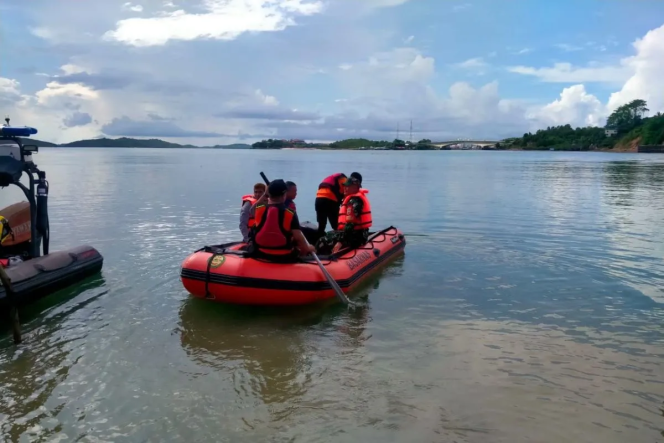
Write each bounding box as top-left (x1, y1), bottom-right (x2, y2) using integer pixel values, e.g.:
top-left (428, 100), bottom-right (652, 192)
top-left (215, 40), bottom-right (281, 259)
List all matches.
top-left (180, 226), bottom-right (406, 305)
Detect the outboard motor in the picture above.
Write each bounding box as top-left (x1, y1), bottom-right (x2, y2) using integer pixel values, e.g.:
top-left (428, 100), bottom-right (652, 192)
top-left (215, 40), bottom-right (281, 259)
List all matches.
top-left (36, 170), bottom-right (49, 255)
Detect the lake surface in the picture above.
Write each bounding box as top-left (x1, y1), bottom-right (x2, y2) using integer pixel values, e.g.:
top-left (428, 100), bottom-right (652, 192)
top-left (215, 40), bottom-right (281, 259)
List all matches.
top-left (1, 148), bottom-right (663, 442)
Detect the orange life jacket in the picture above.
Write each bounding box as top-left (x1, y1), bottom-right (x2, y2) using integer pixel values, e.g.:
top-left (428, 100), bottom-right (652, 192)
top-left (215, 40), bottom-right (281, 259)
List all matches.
top-left (285, 199), bottom-right (296, 211)
top-left (338, 189), bottom-right (372, 231)
top-left (253, 204), bottom-right (296, 255)
top-left (242, 194), bottom-right (258, 227)
top-left (316, 173), bottom-right (346, 202)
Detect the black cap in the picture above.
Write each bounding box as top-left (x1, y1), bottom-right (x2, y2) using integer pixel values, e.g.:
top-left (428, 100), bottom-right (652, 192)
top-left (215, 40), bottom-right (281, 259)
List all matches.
top-left (350, 172), bottom-right (362, 185)
top-left (268, 179), bottom-right (287, 196)
top-left (342, 177), bottom-right (361, 186)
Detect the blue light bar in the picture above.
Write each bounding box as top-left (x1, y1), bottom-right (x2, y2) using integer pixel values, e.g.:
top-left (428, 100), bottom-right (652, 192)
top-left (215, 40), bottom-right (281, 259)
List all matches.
top-left (0, 126), bottom-right (38, 137)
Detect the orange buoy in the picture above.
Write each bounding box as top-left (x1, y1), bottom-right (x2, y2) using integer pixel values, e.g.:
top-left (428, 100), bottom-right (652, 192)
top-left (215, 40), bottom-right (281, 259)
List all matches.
top-left (180, 226), bottom-right (406, 306)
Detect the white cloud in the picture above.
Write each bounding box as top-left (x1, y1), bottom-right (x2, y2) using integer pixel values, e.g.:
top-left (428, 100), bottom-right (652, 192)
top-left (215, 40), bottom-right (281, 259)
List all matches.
top-left (509, 23), bottom-right (664, 118)
top-left (530, 85), bottom-right (606, 128)
top-left (254, 89), bottom-right (279, 106)
top-left (0, 78), bottom-right (21, 97)
top-left (455, 57), bottom-right (487, 69)
top-left (35, 82), bottom-right (99, 105)
top-left (361, 0), bottom-right (410, 7)
top-left (29, 27), bottom-right (57, 40)
top-left (555, 43), bottom-right (583, 52)
top-left (336, 48), bottom-right (436, 101)
top-left (122, 2), bottom-right (143, 12)
top-left (515, 48), bottom-right (532, 55)
top-left (59, 64), bottom-right (90, 75)
top-left (452, 3), bottom-right (472, 11)
top-left (607, 23), bottom-right (664, 113)
top-left (104, 0), bottom-right (324, 46)
top-left (6, 1), bottom-right (664, 145)
top-left (508, 62), bottom-right (630, 84)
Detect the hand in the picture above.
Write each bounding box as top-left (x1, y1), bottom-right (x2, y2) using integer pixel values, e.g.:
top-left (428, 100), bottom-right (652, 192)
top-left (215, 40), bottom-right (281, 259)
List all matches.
top-left (298, 244), bottom-right (316, 256)
top-left (332, 242), bottom-right (342, 253)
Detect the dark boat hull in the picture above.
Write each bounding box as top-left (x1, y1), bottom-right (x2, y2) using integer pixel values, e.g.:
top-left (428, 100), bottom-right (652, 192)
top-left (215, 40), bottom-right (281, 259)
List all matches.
top-left (0, 245), bottom-right (103, 308)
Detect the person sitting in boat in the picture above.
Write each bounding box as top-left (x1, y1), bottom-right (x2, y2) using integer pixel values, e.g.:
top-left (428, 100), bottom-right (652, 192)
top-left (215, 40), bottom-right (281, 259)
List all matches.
top-left (315, 172), bottom-right (347, 235)
top-left (249, 179), bottom-right (316, 261)
top-left (240, 183), bottom-right (266, 242)
top-left (331, 176), bottom-right (372, 253)
top-left (285, 181), bottom-right (297, 211)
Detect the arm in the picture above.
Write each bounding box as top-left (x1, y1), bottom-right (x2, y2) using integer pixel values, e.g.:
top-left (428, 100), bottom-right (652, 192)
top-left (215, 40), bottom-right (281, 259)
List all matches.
top-left (292, 229), bottom-right (316, 255)
top-left (239, 202), bottom-right (251, 241)
top-left (290, 211), bottom-right (315, 254)
top-left (255, 192), bottom-right (268, 206)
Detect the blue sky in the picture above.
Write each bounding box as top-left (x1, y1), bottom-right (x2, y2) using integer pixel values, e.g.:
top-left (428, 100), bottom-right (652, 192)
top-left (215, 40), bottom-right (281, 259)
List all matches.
top-left (1, 0), bottom-right (663, 144)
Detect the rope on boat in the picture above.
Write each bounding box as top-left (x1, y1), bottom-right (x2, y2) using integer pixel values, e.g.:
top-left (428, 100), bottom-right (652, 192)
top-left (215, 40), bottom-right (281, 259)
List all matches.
top-left (198, 226), bottom-right (402, 267)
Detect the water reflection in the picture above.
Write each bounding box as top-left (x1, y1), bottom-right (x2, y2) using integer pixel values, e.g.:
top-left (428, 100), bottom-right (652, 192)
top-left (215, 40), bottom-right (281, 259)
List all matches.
top-left (0, 276), bottom-right (107, 441)
top-left (174, 258), bottom-right (406, 420)
top-left (179, 299), bottom-right (327, 406)
top-left (177, 297), bottom-right (376, 404)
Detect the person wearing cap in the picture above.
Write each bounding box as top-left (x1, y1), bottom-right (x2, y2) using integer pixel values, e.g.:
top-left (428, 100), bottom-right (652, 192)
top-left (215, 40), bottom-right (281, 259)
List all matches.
top-left (332, 175), bottom-right (372, 253)
top-left (250, 179), bottom-right (316, 261)
top-left (240, 182), bottom-right (266, 242)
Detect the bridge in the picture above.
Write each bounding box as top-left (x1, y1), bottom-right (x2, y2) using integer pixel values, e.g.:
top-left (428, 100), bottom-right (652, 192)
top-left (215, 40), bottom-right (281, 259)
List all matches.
top-left (431, 140), bottom-right (500, 149)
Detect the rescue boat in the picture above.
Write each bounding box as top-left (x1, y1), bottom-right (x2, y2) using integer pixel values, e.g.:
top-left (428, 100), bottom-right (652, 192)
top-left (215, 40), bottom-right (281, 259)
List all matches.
top-left (0, 119), bottom-right (104, 308)
top-left (180, 226), bottom-right (406, 305)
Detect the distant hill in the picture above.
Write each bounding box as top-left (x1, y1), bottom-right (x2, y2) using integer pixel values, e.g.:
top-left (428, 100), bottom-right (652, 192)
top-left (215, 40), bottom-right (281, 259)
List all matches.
top-left (16, 136), bottom-right (251, 149)
top-left (18, 138), bottom-right (58, 147)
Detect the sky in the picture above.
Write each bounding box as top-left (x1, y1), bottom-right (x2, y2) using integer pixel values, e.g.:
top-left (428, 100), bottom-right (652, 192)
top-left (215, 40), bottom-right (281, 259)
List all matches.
top-left (1, 0), bottom-right (664, 145)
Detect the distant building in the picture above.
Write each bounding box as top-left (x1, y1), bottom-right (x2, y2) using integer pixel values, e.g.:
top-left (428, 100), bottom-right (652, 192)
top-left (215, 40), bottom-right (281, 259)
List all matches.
top-left (605, 128), bottom-right (618, 137)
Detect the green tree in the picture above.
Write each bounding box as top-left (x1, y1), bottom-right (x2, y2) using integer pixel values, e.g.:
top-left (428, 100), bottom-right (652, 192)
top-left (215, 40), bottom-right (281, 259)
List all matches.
top-left (606, 99), bottom-right (649, 133)
top-left (392, 139), bottom-right (405, 148)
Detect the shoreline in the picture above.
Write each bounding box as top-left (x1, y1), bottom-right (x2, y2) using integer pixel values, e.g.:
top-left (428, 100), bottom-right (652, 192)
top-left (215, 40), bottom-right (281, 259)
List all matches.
top-left (35, 146), bottom-right (660, 153)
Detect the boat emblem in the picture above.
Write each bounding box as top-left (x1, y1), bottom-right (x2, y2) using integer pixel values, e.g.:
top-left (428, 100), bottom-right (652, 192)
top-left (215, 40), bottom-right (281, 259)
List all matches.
top-left (390, 236), bottom-right (399, 244)
top-left (210, 255), bottom-right (226, 268)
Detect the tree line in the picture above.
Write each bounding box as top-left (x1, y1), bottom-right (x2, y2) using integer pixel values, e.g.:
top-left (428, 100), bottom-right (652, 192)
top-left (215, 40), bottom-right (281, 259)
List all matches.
top-left (252, 138), bottom-right (438, 150)
top-left (504, 99), bottom-right (664, 150)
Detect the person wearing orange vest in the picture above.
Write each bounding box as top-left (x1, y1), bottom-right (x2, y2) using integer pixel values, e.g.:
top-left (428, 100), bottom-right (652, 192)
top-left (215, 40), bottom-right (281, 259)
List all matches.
top-left (250, 179), bottom-right (315, 261)
top-left (332, 175), bottom-right (372, 253)
top-left (315, 172), bottom-right (347, 235)
top-left (239, 182), bottom-right (266, 242)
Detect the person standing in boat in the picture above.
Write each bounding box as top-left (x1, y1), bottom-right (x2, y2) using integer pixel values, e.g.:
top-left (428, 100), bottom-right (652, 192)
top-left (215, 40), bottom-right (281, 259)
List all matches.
top-left (315, 173), bottom-right (347, 235)
top-left (250, 179), bottom-right (315, 261)
top-left (332, 176), bottom-right (372, 253)
top-left (240, 183), bottom-right (266, 242)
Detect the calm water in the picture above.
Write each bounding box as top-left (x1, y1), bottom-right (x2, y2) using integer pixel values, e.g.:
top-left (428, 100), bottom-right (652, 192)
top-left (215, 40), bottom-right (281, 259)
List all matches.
top-left (1, 148), bottom-right (664, 442)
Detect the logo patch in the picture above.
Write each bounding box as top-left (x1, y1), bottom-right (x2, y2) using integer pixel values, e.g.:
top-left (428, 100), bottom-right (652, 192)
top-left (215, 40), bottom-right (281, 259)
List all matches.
top-left (210, 255), bottom-right (226, 268)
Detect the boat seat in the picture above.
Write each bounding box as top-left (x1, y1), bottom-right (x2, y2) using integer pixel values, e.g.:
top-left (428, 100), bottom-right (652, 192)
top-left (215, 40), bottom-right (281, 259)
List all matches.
top-left (5, 261), bottom-right (41, 284)
top-left (0, 157), bottom-right (23, 187)
top-left (32, 251), bottom-right (75, 272)
top-left (4, 248), bottom-right (87, 284)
